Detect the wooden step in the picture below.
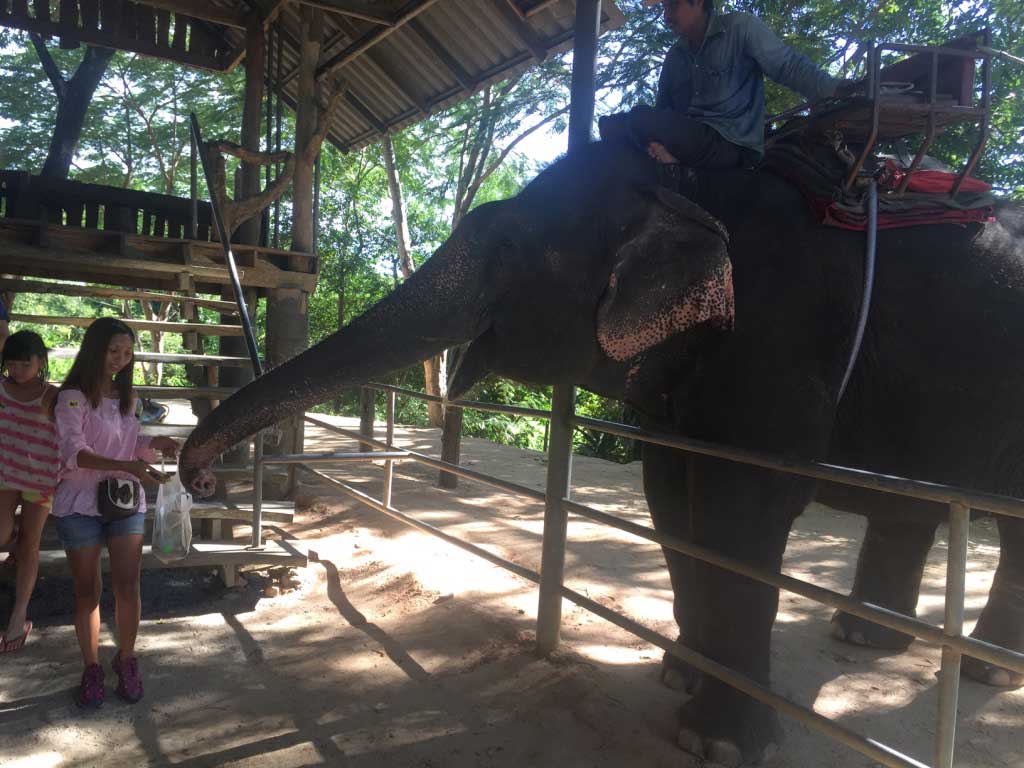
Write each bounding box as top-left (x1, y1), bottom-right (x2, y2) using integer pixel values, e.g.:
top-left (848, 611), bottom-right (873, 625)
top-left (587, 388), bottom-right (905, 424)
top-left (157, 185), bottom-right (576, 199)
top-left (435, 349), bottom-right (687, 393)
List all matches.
top-left (10, 314), bottom-right (244, 336)
top-left (32, 538), bottom-right (307, 585)
top-left (153, 500), bottom-right (295, 524)
top-left (49, 348), bottom-right (253, 367)
top-left (0, 277), bottom-right (239, 313)
top-left (135, 385), bottom-right (237, 399)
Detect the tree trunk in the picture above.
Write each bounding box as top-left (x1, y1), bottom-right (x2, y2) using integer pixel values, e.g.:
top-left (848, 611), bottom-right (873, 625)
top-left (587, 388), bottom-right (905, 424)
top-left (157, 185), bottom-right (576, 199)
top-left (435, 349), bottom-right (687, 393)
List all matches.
top-left (382, 134), bottom-right (446, 427)
top-left (31, 40), bottom-right (115, 178)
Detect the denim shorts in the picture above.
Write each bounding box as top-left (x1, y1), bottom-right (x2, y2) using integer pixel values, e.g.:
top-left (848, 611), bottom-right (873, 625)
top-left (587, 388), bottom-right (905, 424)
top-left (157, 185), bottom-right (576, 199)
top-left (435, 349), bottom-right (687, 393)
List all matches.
top-left (54, 512), bottom-right (146, 550)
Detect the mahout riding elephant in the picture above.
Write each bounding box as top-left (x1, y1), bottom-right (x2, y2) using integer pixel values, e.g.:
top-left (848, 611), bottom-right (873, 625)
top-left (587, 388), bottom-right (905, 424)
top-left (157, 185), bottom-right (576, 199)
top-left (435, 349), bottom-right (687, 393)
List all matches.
top-left (179, 140), bottom-right (1024, 766)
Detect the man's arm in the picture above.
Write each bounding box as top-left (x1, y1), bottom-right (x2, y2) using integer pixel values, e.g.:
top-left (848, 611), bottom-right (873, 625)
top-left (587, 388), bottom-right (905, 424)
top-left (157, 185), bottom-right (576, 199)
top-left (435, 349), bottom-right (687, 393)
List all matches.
top-left (741, 13), bottom-right (839, 101)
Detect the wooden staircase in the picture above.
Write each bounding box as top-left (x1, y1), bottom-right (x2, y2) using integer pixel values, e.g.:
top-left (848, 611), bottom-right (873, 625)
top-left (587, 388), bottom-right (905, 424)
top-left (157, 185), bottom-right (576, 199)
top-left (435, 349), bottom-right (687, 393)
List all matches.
top-left (0, 173), bottom-right (315, 584)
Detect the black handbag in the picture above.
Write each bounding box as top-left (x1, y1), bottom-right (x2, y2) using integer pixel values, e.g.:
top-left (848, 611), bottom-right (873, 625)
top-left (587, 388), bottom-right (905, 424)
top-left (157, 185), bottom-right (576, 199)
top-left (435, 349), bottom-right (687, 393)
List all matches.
top-left (98, 478), bottom-right (141, 521)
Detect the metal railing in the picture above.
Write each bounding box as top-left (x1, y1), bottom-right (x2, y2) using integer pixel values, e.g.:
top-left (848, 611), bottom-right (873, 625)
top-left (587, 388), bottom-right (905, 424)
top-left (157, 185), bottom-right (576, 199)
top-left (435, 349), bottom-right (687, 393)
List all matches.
top-left (249, 382), bottom-right (1024, 768)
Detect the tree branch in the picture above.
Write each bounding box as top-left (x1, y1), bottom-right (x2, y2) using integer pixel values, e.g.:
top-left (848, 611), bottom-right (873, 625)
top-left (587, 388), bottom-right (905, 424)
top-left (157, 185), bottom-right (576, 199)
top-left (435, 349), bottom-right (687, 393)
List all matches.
top-left (29, 34), bottom-right (67, 105)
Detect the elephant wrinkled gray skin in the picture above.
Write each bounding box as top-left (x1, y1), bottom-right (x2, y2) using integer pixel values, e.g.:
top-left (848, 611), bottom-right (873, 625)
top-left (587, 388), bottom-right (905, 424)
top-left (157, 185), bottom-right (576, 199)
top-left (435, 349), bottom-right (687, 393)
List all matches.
top-left (179, 141), bottom-right (1024, 766)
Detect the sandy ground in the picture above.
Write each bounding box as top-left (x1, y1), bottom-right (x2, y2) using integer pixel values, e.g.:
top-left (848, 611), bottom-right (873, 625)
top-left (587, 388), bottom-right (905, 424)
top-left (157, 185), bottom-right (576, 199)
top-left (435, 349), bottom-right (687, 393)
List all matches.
top-left (0, 411), bottom-right (1021, 768)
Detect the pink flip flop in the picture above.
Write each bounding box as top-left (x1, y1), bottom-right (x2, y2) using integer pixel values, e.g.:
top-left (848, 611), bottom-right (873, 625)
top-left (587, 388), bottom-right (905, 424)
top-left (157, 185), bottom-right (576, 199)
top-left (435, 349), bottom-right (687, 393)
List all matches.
top-left (0, 621), bottom-right (33, 653)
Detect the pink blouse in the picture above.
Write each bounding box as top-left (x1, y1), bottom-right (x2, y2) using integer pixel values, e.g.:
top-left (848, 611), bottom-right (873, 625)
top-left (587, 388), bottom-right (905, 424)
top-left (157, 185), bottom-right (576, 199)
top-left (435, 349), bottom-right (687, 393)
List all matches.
top-left (52, 389), bottom-right (157, 518)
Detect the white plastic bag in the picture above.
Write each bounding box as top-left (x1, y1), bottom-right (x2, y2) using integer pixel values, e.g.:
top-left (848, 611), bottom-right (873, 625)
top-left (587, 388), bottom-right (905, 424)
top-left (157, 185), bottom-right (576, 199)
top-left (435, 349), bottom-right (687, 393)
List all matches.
top-left (153, 471), bottom-right (193, 563)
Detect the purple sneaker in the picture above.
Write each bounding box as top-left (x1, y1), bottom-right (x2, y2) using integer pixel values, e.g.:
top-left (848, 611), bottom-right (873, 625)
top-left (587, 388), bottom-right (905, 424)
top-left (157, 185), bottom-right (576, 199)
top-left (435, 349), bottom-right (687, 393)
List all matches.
top-left (112, 651), bottom-right (144, 704)
top-left (75, 663), bottom-right (105, 709)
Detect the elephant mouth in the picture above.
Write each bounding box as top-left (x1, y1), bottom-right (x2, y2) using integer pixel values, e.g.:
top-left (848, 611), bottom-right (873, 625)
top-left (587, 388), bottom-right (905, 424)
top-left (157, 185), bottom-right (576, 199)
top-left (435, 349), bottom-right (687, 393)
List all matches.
top-left (598, 260), bottom-right (734, 362)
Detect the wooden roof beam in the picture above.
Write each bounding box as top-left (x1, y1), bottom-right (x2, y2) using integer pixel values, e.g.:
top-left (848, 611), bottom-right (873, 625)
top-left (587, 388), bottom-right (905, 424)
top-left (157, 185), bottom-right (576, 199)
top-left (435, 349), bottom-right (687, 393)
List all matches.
top-left (292, 0), bottom-right (395, 26)
top-left (344, 90), bottom-right (388, 134)
top-left (406, 17), bottom-right (474, 92)
top-left (316, 0), bottom-right (440, 81)
top-left (492, 0), bottom-right (547, 61)
top-left (136, 0), bottom-right (246, 30)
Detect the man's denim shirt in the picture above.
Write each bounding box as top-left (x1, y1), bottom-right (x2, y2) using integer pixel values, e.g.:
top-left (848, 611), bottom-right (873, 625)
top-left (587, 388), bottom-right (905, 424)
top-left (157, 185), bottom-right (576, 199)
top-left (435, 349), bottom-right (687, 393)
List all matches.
top-left (656, 11), bottom-right (837, 158)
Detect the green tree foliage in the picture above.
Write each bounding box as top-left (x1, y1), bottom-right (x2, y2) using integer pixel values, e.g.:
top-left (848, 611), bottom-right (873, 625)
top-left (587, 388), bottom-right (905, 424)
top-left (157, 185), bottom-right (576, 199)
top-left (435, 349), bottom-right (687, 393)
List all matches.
top-left (2, 2), bottom-right (1021, 460)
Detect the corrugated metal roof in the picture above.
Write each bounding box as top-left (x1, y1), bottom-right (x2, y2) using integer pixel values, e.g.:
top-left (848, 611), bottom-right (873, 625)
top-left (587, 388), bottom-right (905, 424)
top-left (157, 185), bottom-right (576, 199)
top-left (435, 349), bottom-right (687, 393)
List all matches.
top-left (221, 0), bottom-right (625, 152)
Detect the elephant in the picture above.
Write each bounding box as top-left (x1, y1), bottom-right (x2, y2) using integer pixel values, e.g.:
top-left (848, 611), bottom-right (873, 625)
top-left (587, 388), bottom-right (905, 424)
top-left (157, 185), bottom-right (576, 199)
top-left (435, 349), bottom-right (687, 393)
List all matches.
top-left (179, 140), bottom-right (1024, 766)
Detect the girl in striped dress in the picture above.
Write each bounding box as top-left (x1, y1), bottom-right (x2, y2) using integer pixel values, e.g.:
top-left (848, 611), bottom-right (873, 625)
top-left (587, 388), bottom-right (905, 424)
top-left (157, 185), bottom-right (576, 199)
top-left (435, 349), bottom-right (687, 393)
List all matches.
top-left (0, 331), bottom-right (59, 653)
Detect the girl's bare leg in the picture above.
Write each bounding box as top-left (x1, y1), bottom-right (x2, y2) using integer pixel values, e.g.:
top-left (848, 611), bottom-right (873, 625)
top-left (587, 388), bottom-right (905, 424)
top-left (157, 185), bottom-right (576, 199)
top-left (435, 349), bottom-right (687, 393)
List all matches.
top-left (0, 489), bottom-right (18, 550)
top-left (5, 500), bottom-right (48, 640)
top-left (107, 534), bottom-right (143, 655)
top-left (66, 546), bottom-right (103, 665)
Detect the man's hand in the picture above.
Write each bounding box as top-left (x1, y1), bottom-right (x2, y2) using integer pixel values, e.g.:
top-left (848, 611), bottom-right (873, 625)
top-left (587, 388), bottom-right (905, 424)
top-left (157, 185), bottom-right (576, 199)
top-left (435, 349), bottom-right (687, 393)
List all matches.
top-left (648, 141), bottom-right (679, 164)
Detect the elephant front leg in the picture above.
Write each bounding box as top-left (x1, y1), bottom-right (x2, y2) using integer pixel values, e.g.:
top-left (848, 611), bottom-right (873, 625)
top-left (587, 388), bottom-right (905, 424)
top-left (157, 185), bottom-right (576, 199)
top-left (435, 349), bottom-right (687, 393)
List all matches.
top-left (831, 513), bottom-right (938, 650)
top-left (643, 443), bottom-right (703, 694)
top-left (667, 457), bottom-right (806, 767)
top-left (963, 514), bottom-right (1024, 687)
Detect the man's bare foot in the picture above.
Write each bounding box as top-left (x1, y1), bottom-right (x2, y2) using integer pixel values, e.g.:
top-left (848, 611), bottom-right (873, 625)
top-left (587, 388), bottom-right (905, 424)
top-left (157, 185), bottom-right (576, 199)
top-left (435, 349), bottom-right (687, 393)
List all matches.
top-left (648, 141), bottom-right (679, 164)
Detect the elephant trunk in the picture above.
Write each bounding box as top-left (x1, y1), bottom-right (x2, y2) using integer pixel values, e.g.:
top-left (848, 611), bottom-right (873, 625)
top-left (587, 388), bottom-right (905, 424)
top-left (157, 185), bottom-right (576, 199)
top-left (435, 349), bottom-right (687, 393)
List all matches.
top-left (178, 240), bottom-right (486, 495)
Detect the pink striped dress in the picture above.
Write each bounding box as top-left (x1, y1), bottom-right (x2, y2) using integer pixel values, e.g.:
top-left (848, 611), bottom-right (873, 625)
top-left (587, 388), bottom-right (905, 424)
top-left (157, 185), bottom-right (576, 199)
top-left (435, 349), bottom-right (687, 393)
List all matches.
top-left (0, 379), bottom-right (60, 499)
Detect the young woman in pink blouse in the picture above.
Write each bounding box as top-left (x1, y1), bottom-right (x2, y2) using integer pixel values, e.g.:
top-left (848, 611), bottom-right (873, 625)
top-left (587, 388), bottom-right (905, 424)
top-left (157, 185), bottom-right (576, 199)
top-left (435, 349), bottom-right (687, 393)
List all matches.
top-left (53, 318), bottom-right (178, 709)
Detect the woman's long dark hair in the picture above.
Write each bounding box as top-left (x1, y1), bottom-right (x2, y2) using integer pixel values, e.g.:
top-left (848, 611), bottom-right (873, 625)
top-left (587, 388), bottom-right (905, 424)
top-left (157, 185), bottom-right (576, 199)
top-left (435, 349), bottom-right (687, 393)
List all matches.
top-left (60, 317), bottom-right (136, 416)
top-left (1, 330), bottom-right (49, 382)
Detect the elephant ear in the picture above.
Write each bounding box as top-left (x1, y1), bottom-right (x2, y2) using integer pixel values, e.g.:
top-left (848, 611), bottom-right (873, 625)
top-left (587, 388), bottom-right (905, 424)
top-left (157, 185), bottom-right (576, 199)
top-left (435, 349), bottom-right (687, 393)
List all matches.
top-left (596, 187), bottom-right (734, 363)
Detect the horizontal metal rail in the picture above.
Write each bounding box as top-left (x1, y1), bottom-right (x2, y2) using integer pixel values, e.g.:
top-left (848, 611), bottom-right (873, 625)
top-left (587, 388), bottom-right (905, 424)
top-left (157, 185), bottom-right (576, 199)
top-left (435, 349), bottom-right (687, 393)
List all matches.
top-left (298, 464), bottom-right (540, 584)
top-left (362, 383), bottom-right (553, 420)
top-left (286, 383), bottom-right (1023, 768)
top-left (562, 498), bottom-right (1024, 675)
top-left (297, 455), bottom-right (930, 768)
top-left (261, 450), bottom-right (409, 465)
top-left (572, 415), bottom-right (1024, 521)
top-left (303, 414), bottom-right (547, 503)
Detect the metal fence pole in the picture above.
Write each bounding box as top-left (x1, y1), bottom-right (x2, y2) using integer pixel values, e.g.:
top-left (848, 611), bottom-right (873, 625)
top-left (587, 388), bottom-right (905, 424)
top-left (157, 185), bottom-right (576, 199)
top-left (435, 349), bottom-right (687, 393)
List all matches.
top-left (536, 384), bottom-right (576, 654)
top-left (383, 391), bottom-right (396, 509)
top-left (935, 501), bottom-right (969, 767)
top-left (251, 431), bottom-right (264, 549)
top-left (536, 0), bottom-right (599, 658)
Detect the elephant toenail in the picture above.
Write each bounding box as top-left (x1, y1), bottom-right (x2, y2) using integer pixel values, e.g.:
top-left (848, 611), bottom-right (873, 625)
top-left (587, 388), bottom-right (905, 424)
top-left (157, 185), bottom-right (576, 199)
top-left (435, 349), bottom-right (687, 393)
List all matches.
top-left (707, 739), bottom-right (743, 767)
top-left (849, 631), bottom-right (866, 645)
top-left (677, 728), bottom-right (705, 758)
top-left (661, 667), bottom-right (687, 691)
top-left (830, 622), bottom-right (847, 641)
top-left (762, 742), bottom-right (780, 764)
top-left (988, 669), bottom-right (1011, 687)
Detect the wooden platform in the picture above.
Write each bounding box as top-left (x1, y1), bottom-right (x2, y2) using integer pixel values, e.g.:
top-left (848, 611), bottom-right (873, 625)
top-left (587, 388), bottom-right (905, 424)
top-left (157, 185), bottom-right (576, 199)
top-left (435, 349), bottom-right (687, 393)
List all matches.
top-left (32, 538), bottom-right (307, 587)
top-left (0, 217), bottom-right (317, 295)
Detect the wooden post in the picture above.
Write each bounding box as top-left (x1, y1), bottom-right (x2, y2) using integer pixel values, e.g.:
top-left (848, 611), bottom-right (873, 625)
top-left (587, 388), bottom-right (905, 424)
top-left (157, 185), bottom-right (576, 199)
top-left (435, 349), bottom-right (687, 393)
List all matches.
top-left (265, 5), bottom-right (320, 497)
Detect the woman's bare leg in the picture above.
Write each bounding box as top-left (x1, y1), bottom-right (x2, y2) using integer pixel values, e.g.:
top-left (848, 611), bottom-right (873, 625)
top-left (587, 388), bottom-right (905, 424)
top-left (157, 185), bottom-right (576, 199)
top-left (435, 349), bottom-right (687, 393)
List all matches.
top-left (5, 500), bottom-right (48, 640)
top-left (66, 546), bottom-right (103, 665)
top-left (107, 534), bottom-right (143, 655)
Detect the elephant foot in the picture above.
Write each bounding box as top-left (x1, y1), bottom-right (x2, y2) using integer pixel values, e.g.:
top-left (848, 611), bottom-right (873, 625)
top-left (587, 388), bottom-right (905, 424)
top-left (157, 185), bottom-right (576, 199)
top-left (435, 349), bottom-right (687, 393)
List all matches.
top-left (961, 655), bottom-right (1023, 688)
top-left (830, 610), bottom-right (914, 651)
top-left (962, 624), bottom-right (1024, 688)
top-left (661, 644), bottom-right (702, 693)
top-left (675, 690), bottom-right (782, 767)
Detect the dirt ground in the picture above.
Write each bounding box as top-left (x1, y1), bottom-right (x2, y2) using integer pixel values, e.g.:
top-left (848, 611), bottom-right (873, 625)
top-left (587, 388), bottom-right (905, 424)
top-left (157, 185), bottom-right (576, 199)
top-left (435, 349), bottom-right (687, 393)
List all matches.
top-left (0, 412), bottom-right (1021, 768)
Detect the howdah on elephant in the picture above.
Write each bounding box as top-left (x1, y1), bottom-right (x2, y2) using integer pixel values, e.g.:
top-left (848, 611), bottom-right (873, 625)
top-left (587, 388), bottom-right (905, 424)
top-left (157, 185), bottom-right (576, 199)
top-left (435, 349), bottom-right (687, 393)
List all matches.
top-left (179, 140), bottom-right (1024, 766)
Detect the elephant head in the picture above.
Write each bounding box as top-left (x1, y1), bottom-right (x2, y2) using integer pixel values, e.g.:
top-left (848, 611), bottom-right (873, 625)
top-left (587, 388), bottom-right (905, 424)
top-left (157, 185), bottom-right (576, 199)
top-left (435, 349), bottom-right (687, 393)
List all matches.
top-left (179, 142), bottom-right (732, 495)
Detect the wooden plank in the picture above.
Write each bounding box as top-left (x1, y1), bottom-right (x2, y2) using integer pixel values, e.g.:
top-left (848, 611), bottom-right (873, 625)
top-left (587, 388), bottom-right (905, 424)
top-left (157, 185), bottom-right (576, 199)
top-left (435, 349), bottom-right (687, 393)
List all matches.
top-left (33, 539), bottom-right (306, 577)
top-left (134, 385), bottom-right (239, 397)
top-left (155, 9), bottom-right (170, 49)
top-left (0, 277), bottom-right (240, 312)
top-left (80, 0), bottom-right (100, 29)
top-left (1, 13), bottom-right (229, 71)
top-left (134, 0), bottom-right (245, 29)
top-left (49, 348), bottom-right (252, 366)
top-left (316, 0), bottom-right (439, 80)
top-left (99, 0), bottom-right (120, 33)
top-left (33, 0), bottom-right (49, 23)
top-left (170, 500), bottom-right (295, 523)
top-left (293, 0), bottom-right (394, 25)
top-left (10, 314), bottom-right (245, 336)
top-left (171, 11), bottom-right (187, 50)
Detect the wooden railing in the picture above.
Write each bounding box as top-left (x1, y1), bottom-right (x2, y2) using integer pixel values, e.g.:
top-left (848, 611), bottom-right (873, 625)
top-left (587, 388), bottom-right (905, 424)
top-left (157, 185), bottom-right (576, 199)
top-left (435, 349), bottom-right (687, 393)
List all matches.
top-left (0, 170), bottom-right (215, 240)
